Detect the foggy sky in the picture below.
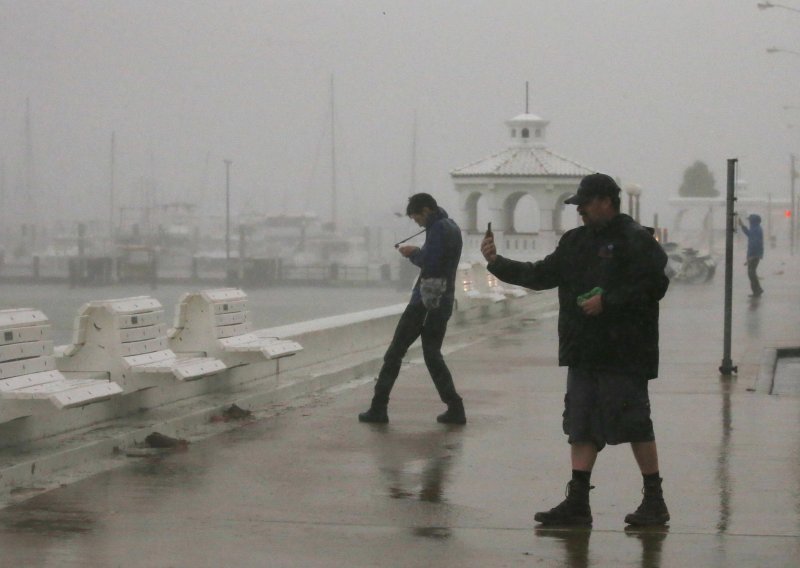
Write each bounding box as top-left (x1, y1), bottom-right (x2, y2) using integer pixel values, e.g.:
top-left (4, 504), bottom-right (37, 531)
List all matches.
top-left (0, 0), bottom-right (797, 233)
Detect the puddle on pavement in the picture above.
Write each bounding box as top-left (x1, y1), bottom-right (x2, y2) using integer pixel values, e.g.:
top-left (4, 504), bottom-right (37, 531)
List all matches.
top-left (0, 506), bottom-right (94, 535)
top-left (412, 526), bottom-right (451, 540)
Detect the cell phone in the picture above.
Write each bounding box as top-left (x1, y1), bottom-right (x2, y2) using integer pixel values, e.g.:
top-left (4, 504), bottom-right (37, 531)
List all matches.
top-left (485, 222), bottom-right (493, 238)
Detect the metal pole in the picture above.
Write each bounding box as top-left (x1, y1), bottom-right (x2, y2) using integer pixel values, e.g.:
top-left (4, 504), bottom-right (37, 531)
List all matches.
top-left (330, 74), bottom-right (337, 232)
top-left (767, 193), bottom-right (773, 248)
top-left (791, 154), bottom-right (796, 255)
top-left (0, 157), bottom-right (5, 243)
top-left (224, 159), bottom-right (232, 281)
top-left (719, 158), bottom-right (738, 376)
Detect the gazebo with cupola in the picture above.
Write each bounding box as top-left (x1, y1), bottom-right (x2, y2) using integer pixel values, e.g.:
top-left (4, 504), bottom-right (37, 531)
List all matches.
top-left (451, 111), bottom-right (596, 260)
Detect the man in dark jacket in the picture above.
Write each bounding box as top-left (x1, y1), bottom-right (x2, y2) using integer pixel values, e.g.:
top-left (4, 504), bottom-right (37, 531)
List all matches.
top-left (480, 173), bottom-right (670, 527)
top-left (359, 193), bottom-right (466, 424)
top-left (739, 213), bottom-right (764, 297)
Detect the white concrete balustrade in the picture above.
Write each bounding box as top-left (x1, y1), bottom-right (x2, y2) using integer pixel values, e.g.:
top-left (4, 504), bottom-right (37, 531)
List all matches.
top-left (0, 286), bottom-right (546, 447)
top-left (469, 262), bottom-right (528, 299)
top-left (168, 288), bottom-right (302, 366)
top-left (0, 308), bottom-right (123, 421)
top-left (56, 296), bottom-right (227, 392)
top-left (454, 262), bottom-right (506, 320)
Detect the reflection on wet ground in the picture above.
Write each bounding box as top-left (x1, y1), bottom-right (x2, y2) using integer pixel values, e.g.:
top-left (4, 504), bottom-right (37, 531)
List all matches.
top-left (534, 527), bottom-right (591, 566)
top-left (0, 501), bottom-right (95, 536)
top-left (411, 526), bottom-right (451, 540)
top-left (624, 526), bottom-right (669, 568)
top-left (366, 423), bottom-right (463, 539)
top-left (746, 295), bottom-right (761, 337)
top-left (0, 431), bottom-right (218, 556)
top-left (530, 526), bottom-right (669, 568)
top-left (378, 437), bottom-right (460, 504)
top-left (716, 379), bottom-right (733, 535)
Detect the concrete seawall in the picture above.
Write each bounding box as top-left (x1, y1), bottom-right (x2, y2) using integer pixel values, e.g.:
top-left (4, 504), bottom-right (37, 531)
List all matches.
top-left (0, 290), bottom-right (558, 504)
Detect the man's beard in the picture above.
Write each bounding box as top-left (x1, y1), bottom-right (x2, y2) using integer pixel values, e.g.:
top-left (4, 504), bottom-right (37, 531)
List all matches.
top-left (587, 216), bottom-right (612, 232)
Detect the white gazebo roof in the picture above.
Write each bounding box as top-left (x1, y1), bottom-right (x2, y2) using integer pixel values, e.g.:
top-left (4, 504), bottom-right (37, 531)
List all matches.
top-left (450, 146), bottom-right (595, 178)
top-left (507, 113), bottom-right (546, 123)
top-left (451, 110), bottom-right (595, 178)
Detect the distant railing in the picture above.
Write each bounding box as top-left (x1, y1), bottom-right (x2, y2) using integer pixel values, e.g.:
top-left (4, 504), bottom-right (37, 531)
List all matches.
top-left (282, 264), bottom-right (376, 283)
top-left (0, 256), bottom-right (394, 287)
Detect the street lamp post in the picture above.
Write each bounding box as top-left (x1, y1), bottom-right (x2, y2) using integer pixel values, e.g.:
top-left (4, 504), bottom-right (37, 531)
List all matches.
top-left (624, 183), bottom-right (642, 223)
top-left (762, 3), bottom-right (800, 251)
top-left (767, 193), bottom-right (774, 248)
top-left (719, 158), bottom-right (738, 376)
top-left (792, 154), bottom-right (797, 255)
top-left (224, 159), bottom-right (232, 282)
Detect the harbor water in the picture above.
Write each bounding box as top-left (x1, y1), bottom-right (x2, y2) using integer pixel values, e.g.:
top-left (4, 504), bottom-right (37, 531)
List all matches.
top-left (0, 282), bottom-right (410, 346)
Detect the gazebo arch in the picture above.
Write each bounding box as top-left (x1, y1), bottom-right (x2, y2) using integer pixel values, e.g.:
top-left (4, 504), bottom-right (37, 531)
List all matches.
top-left (464, 192), bottom-right (482, 232)
top-left (504, 192), bottom-right (541, 234)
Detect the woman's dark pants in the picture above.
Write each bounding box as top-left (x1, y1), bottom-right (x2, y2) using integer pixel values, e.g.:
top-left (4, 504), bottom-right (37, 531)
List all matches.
top-left (748, 258), bottom-right (763, 296)
top-left (372, 302), bottom-right (461, 407)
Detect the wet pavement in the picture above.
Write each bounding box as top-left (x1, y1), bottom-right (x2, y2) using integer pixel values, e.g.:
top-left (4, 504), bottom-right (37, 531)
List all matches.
top-left (0, 252), bottom-right (799, 567)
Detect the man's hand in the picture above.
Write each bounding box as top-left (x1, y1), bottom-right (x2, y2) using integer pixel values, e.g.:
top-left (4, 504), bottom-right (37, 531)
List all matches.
top-left (480, 235), bottom-right (497, 263)
top-left (580, 293), bottom-right (604, 316)
top-left (397, 245), bottom-right (419, 258)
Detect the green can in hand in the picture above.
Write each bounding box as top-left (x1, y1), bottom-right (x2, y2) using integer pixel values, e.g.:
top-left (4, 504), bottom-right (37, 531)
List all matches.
top-left (577, 287), bottom-right (604, 306)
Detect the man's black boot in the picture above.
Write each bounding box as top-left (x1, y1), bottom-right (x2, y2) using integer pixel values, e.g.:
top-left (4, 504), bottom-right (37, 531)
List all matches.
top-left (534, 480), bottom-right (593, 526)
top-left (436, 399), bottom-right (466, 424)
top-left (625, 477), bottom-right (670, 526)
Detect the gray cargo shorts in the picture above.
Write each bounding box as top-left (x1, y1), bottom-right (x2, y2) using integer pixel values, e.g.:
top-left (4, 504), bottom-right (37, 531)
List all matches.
top-left (562, 367), bottom-right (655, 452)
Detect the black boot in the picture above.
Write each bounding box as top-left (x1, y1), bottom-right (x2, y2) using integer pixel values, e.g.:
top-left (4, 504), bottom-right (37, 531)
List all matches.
top-left (534, 480), bottom-right (593, 526)
top-left (625, 477), bottom-right (670, 526)
top-left (358, 401), bottom-right (388, 423)
top-left (436, 399), bottom-right (466, 424)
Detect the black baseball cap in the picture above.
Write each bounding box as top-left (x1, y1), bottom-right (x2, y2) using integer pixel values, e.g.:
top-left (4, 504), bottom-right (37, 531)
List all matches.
top-left (564, 173), bottom-right (621, 205)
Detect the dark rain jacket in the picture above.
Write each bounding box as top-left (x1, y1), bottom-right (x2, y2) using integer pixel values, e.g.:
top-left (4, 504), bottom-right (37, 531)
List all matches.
top-left (487, 213), bottom-right (669, 379)
top-left (408, 207), bottom-right (463, 313)
top-left (741, 216), bottom-right (764, 259)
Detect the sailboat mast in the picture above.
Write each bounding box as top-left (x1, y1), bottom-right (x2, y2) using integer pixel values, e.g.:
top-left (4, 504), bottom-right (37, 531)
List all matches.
top-left (24, 97), bottom-right (35, 228)
top-left (330, 74), bottom-right (337, 232)
top-left (525, 81), bottom-right (530, 114)
top-left (109, 131), bottom-right (116, 244)
top-left (0, 157), bottom-right (5, 240)
top-left (409, 109), bottom-right (417, 197)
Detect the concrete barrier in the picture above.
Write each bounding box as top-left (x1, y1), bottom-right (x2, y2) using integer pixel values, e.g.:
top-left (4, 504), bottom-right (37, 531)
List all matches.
top-left (168, 288), bottom-right (302, 366)
top-left (0, 308), bottom-right (123, 423)
top-left (0, 288), bottom-right (555, 450)
top-left (56, 296), bottom-right (227, 392)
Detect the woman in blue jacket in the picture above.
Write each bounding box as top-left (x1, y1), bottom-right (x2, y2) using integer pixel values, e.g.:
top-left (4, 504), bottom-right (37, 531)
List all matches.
top-left (739, 214), bottom-right (764, 297)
